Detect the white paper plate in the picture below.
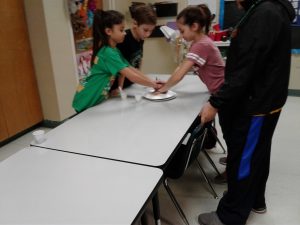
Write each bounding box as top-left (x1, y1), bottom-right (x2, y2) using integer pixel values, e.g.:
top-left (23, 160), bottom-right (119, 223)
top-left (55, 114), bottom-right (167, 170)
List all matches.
top-left (143, 90), bottom-right (177, 101)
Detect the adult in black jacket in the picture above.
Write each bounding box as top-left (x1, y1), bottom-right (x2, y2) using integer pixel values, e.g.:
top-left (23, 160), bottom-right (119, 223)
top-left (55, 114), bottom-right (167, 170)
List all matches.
top-left (198, 0), bottom-right (295, 225)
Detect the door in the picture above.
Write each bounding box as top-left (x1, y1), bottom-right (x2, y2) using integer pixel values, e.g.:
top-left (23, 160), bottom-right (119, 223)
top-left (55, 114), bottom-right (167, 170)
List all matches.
top-left (0, 0), bottom-right (43, 142)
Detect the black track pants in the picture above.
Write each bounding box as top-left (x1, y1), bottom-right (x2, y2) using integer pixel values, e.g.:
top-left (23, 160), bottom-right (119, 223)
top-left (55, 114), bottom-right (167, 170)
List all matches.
top-left (216, 111), bottom-right (281, 225)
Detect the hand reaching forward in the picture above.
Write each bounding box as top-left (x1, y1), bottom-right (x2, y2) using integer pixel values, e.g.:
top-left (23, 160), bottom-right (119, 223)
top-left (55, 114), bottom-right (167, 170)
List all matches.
top-left (154, 79), bottom-right (166, 91)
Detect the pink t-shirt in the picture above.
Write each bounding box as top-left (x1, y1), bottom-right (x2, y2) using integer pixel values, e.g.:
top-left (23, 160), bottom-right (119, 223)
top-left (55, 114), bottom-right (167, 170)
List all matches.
top-left (186, 36), bottom-right (225, 94)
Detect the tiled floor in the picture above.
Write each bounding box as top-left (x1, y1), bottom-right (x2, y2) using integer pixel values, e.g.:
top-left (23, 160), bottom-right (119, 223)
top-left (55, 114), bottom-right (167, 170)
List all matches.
top-left (1, 96), bottom-right (300, 225)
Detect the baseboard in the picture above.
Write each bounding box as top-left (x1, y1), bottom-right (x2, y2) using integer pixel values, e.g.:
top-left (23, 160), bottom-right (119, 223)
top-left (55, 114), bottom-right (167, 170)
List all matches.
top-left (41, 120), bottom-right (63, 128)
top-left (288, 89), bottom-right (300, 97)
top-left (0, 117), bottom-right (72, 147)
top-left (0, 123), bottom-right (43, 147)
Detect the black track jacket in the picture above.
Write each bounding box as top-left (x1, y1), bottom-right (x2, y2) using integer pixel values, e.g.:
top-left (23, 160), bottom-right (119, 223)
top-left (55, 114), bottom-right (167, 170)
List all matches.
top-left (209, 0), bottom-right (296, 115)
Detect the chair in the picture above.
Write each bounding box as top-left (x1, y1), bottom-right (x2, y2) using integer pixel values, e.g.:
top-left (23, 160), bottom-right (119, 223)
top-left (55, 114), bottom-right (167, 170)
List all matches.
top-left (161, 117), bottom-right (225, 225)
top-left (192, 122), bottom-right (222, 199)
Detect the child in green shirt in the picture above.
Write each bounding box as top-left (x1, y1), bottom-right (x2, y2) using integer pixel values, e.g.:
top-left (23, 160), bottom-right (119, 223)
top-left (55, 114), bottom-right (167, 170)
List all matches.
top-left (72, 10), bottom-right (160, 112)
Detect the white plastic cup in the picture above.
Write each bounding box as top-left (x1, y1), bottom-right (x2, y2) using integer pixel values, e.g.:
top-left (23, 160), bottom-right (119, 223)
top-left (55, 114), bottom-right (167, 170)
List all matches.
top-left (119, 86), bottom-right (127, 100)
top-left (134, 94), bottom-right (142, 102)
top-left (32, 130), bottom-right (46, 144)
top-left (120, 92), bottom-right (127, 100)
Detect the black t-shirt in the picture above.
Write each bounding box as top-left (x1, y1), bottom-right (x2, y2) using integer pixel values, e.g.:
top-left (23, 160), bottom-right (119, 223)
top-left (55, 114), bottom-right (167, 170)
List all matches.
top-left (118, 29), bottom-right (144, 68)
top-left (110, 29), bottom-right (144, 90)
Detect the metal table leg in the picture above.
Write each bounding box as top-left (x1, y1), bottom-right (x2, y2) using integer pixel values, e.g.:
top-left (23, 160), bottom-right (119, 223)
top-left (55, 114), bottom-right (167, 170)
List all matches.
top-left (152, 193), bottom-right (161, 225)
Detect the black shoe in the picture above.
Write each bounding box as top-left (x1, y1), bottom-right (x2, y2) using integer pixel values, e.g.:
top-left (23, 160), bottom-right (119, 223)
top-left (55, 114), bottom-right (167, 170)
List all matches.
top-left (213, 171), bottom-right (227, 184)
top-left (198, 212), bottom-right (225, 225)
top-left (219, 157), bottom-right (227, 165)
top-left (252, 206), bottom-right (267, 214)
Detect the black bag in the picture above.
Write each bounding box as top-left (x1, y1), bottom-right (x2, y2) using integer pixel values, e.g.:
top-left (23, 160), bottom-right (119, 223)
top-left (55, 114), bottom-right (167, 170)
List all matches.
top-left (165, 118), bottom-right (205, 179)
top-left (203, 125), bottom-right (217, 149)
top-left (164, 118), bottom-right (218, 179)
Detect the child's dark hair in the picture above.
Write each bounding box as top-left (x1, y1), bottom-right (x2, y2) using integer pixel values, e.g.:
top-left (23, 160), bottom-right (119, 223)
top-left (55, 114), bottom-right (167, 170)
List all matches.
top-left (176, 4), bottom-right (213, 34)
top-left (129, 4), bottom-right (157, 26)
top-left (92, 9), bottom-right (124, 65)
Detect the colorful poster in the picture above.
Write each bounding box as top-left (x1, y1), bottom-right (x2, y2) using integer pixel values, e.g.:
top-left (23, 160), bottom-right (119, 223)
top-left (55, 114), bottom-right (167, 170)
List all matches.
top-left (76, 50), bottom-right (92, 82)
top-left (75, 37), bottom-right (93, 53)
top-left (289, 0), bottom-right (300, 25)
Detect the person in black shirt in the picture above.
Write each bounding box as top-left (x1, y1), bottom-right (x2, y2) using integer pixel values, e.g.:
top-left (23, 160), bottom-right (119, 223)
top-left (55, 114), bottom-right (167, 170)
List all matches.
top-left (110, 4), bottom-right (157, 94)
top-left (197, 0), bottom-right (295, 224)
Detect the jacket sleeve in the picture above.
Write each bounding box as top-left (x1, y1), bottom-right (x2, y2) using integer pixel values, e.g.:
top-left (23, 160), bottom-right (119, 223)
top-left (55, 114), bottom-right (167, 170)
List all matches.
top-left (209, 7), bottom-right (283, 110)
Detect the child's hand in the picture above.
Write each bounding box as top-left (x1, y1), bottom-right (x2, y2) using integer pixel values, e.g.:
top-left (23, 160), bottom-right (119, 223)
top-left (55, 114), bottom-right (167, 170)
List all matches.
top-left (154, 83), bottom-right (163, 91)
top-left (110, 88), bottom-right (120, 97)
top-left (157, 89), bottom-right (168, 94)
top-left (151, 90), bottom-right (166, 95)
top-left (155, 78), bottom-right (166, 85)
top-left (154, 79), bottom-right (166, 91)
top-left (155, 82), bottom-right (168, 94)
top-left (155, 79), bottom-right (166, 85)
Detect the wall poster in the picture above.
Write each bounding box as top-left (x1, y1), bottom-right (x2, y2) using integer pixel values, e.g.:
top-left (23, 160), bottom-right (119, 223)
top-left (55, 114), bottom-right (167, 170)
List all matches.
top-left (289, 0), bottom-right (300, 25)
top-left (68, 0), bottom-right (102, 82)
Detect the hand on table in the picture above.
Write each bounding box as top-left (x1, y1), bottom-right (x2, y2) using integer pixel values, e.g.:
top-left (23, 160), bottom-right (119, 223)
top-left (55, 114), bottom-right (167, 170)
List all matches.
top-left (153, 80), bottom-right (166, 93)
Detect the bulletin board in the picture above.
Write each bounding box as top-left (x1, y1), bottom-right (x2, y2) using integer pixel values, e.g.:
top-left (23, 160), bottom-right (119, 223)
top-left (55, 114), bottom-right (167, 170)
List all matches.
top-left (288, 0), bottom-right (300, 52)
top-left (289, 0), bottom-right (300, 25)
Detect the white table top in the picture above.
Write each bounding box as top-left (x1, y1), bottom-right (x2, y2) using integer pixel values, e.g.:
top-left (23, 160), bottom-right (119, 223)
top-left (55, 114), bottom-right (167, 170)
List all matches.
top-left (0, 147), bottom-right (163, 224)
top-left (32, 75), bottom-right (209, 167)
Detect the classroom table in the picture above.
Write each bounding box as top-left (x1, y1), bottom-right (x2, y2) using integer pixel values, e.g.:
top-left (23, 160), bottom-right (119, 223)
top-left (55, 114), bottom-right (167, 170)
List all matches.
top-left (0, 147), bottom-right (163, 225)
top-left (31, 74), bottom-right (209, 168)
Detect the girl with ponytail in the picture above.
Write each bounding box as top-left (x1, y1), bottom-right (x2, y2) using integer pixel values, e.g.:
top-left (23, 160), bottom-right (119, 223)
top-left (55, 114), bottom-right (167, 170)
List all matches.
top-left (158, 4), bottom-right (224, 95)
top-left (73, 10), bottom-right (161, 112)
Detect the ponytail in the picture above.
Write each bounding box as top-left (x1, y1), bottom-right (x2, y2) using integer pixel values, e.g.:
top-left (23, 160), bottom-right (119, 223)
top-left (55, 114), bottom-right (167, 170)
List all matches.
top-left (198, 4), bottom-right (213, 34)
top-left (91, 10), bottom-right (124, 66)
top-left (92, 10), bottom-right (105, 66)
top-left (177, 5), bottom-right (214, 35)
